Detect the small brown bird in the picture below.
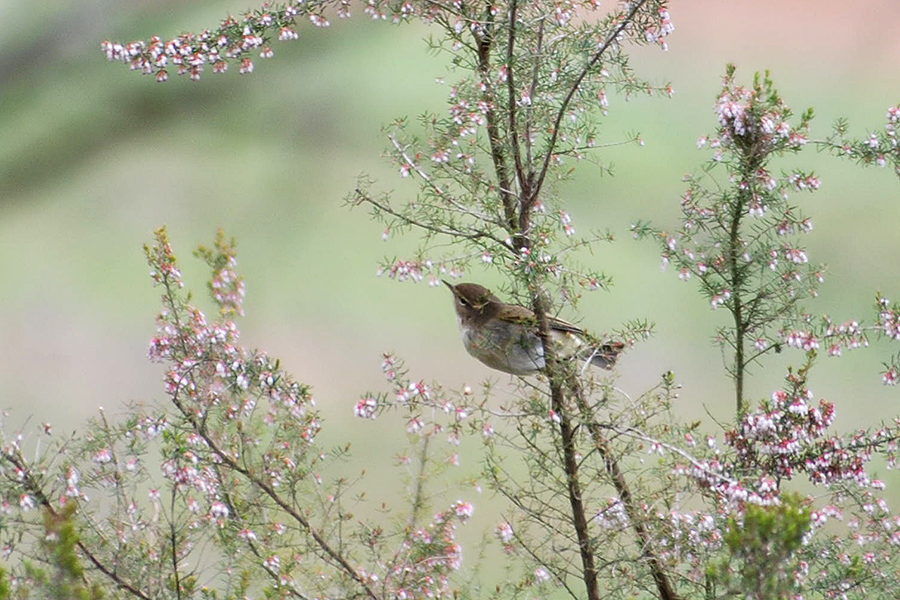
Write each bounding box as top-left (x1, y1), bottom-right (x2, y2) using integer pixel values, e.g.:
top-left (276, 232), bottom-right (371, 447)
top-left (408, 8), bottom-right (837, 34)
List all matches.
top-left (443, 280), bottom-right (624, 375)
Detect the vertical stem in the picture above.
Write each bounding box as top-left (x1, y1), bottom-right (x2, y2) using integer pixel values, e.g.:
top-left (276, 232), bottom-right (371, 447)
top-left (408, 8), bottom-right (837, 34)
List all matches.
top-left (572, 389), bottom-right (680, 600)
top-left (533, 299), bottom-right (601, 600)
top-left (478, 4), bottom-right (658, 596)
top-left (169, 488), bottom-right (183, 600)
top-left (729, 198), bottom-right (746, 418)
top-left (475, 23), bottom-right (518, 234)
top-left (523, 19), bottom-right (544, 176)
top-left (506, 0), bottom-right (527, 197)
top-left (408, 433), bottom-right (431, 530)
top-left (556, 391), bottom-right (601, 600)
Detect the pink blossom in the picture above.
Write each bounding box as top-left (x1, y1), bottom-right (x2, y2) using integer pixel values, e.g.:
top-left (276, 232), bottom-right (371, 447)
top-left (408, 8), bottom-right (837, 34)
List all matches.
top-left (452, 500), bottom-right (474, 520)
top-left (354, 397), bottom-right (378, 419)
top-left (495, 521), bottom-right (514, 543)
top-left (93, 448), bottom-right (113, 464)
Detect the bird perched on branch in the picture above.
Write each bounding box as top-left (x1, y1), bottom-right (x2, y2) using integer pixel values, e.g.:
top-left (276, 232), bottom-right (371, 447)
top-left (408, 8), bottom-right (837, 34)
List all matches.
top-left (443, 280), bottom-right (624, 375)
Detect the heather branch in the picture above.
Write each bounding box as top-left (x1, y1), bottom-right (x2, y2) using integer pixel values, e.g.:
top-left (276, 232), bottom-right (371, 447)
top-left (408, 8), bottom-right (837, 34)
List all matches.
top-left (166, 387), bottom-right (380, 600)
top-left (152, 250), bottom-right (380, 600)
top-left (501, 3), bottom-right (667, 580)
top-left (571, 386), bottom-right (680, 600)
top-left (351, 188), bottom-right (505, 244)
top-left (1, 449), bottom-right (152, 600)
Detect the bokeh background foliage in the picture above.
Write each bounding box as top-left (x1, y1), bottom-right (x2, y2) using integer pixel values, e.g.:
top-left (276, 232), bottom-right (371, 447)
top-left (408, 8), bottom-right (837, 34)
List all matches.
top-left (1, 0), bottom-right (899, 502)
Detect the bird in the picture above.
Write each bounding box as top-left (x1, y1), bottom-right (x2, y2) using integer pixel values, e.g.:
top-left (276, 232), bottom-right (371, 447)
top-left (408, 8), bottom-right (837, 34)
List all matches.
top-left (442, 280), bottom-right (624, 375)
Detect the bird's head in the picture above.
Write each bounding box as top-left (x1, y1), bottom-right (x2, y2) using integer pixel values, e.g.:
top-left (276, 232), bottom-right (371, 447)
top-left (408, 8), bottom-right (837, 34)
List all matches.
top-left (442, 281), bottom-right (502, 325)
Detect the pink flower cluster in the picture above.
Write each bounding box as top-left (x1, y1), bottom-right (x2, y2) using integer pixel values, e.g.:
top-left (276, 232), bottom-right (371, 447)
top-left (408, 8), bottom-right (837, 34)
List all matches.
top-left (643, 7), bottom-right (676, 50)
top-left (877, 295), bottom-right (900, 341)
top-left (655, 509), bottom-right (724, 581)
top-left (880, 105), bottom-right (900, 175)
top-left (712, 70), bottom-right (808, 158)
top-left (376, 257), bottom-right (467, 285)
top-left (102, 1), bottom-right (328, 81)
top-left (727, 387), bottom-right (842, 482)
top-left (820, 317), bottom-right (868, 357)
top-left (210, 254), bottom-right (246, 317)
top-left (495, 521), bottom-right (515, 547)
top-left (874, 294), bottom-right (900, 385)
top-left (378, 259), bottom-right (427, 282)
top-left (385, 502), bottom-right (470, 599)
top-left (145, 230), bottom-right (321, 537)
top-left (677, 370), bottom-right (900, 521)
top-left (594, 497), bottom-right (629, 531)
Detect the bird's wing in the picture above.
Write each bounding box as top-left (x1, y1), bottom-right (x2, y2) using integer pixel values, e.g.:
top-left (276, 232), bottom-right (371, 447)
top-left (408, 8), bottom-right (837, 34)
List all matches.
top-left (496, 303), bottom-right (537, 324)
top-left (547, 315), bottom-right (585, 335)
top-left (498, 304), bottom-right (586, 335)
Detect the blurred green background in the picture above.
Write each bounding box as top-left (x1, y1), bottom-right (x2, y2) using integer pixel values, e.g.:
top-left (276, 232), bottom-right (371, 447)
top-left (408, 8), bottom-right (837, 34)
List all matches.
top-left (1, 0), bottom-right (899, 496)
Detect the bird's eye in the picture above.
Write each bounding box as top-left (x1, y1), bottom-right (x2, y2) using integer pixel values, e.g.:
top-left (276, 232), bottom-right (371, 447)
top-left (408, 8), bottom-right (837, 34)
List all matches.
top-left (458, 297), bottom-right (468, 307)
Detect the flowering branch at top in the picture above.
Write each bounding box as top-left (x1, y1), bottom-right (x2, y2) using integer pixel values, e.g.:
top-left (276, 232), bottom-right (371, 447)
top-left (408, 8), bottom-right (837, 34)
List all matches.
top-left (102, 0), bottom-right (679, 326)
top-left (195, 230), bottom-right (246, 317)
top-left (100, 0), bottom-right (674, 84)
top-left (103, 0), bottom-right (358, 82)
top-left (104, 1), bottom-right (313, 81)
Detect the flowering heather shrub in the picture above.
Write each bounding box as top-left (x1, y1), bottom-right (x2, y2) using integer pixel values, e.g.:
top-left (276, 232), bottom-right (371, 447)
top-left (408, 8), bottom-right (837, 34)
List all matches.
top-left (1, 1), bottom-right (898, 599)
top-left (0, 228), bottom-right (478, 599)
top-left (634, 66), bottom-right (900, 415)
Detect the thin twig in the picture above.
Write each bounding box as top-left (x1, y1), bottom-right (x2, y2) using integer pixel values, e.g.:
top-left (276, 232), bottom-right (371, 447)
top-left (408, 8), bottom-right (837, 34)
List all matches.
top-left (524, 18), bottom-right (545, 171)
top-left (354, 188), bottom-right (503, 244)
top-left (609, 426), bottom-right (737, 486)
top-left (530, 0), bottom-right (651, 205)
top-left (169, 487), bottom-right (183, 600)
top-left (386, 134), bottom-right (511, 227)
top-left (506, 0), bottom-right (527, 198)
top-left (408, 433), bottom-right (432, 531)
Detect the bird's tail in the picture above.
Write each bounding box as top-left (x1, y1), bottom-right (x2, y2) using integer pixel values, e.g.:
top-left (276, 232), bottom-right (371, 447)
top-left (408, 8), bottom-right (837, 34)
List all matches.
top-left (589, 342), bottom-right (626, 370)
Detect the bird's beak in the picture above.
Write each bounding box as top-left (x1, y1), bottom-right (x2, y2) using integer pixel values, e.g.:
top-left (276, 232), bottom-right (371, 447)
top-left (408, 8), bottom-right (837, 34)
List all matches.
top-left (441, 279), bottom-right (454, 292)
